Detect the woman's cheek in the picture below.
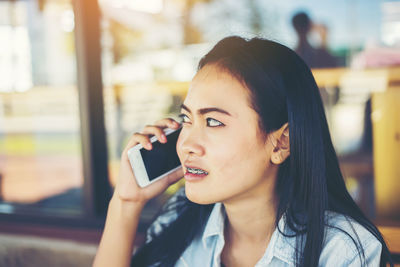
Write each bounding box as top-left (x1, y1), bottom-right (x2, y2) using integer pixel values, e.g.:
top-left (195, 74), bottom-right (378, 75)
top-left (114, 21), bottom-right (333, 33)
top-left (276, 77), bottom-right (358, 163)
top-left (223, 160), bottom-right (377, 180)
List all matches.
top-left (214, 136), bottom-right (251, 168)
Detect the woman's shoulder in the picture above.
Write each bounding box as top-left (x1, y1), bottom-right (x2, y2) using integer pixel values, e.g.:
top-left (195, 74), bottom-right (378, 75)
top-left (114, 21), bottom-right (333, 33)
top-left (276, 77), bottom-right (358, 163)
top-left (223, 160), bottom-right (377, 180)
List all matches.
top-left (320, 211), bottom-right (382, 265)
top-left (324, 211), bottom-right (379, 247)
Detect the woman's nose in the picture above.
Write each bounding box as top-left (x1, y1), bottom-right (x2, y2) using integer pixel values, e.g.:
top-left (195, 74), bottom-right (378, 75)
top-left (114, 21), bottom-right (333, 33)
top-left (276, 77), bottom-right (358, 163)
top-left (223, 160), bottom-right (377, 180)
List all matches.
top-left (177, 129), bottom-right (205, 157)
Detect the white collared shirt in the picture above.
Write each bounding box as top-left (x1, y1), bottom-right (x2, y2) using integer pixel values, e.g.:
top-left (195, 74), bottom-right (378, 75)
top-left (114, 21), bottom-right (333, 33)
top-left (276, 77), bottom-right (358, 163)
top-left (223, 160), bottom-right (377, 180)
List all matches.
top-left (146, 189), bottom-right (382, 267)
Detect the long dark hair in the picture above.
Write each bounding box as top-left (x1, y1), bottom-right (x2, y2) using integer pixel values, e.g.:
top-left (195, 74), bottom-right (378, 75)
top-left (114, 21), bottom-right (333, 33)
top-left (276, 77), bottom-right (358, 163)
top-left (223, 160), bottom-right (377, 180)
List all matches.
top-left (131, 36), bottom-right (393, 267)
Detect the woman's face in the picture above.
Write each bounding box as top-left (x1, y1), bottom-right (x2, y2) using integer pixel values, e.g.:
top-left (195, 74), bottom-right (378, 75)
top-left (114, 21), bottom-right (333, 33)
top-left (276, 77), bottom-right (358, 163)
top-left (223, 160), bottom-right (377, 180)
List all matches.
top-left (176, 64), bottom-right (278, 205)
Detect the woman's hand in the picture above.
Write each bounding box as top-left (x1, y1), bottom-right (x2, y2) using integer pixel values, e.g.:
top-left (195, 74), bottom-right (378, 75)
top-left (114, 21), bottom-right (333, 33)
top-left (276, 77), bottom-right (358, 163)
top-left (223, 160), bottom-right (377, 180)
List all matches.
top-left (94, 118), bottom-right (183, 267)
top-left (113, 118), bottom-right (184, 206)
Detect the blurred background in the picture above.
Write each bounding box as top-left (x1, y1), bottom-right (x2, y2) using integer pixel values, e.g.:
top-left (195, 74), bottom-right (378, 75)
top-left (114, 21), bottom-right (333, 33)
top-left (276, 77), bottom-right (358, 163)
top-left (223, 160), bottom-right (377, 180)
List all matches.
top-left (0, 0), bottom-right (399, 266)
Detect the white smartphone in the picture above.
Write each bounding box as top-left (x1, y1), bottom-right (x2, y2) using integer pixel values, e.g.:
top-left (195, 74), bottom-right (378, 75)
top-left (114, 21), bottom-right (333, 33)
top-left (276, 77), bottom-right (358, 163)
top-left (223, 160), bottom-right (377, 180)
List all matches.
top-left (127, 127), bottom-right (182, 187)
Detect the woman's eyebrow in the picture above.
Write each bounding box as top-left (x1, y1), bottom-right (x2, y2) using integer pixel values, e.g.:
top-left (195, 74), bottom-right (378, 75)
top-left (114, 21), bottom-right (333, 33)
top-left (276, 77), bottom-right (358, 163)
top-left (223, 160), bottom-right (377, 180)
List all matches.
top-left (180, 104), bottom-right (231, 116)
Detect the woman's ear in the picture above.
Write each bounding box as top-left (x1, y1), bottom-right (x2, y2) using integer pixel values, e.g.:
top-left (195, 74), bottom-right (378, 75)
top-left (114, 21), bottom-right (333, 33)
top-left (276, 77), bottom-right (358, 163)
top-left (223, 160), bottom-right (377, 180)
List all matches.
top-left (270, 123), bottom-right (290, 165)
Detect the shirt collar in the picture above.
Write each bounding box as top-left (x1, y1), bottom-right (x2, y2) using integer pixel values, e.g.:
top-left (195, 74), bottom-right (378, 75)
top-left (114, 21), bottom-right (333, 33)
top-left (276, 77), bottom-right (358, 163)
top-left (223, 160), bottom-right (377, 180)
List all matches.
top-left (202, 202), bottom-right (225, 249)
top-left (270, 214), bottom-right (298, 266)
top-left (201, 203), bottom-right (300, 266)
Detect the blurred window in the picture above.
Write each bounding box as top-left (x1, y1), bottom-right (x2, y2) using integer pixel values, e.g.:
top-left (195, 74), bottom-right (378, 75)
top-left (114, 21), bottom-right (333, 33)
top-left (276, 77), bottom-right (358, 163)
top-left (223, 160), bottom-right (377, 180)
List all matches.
top-left (0, 0), bottom-right (393, 225)
top-left (0, 0), bottom-right (83, 216)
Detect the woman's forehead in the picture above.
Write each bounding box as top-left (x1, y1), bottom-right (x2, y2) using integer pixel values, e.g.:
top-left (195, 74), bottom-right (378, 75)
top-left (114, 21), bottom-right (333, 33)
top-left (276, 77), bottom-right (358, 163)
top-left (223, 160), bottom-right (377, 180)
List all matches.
top-left (187, 65), bottom-right (250, 102)
top-left (183, 66), bottom-right (254, 118)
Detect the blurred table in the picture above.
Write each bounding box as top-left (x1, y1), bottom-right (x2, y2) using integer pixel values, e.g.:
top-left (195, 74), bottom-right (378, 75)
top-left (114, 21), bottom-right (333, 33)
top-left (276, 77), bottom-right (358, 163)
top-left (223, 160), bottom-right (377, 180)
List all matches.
top-left (378, 225), bottom-right (400, 255)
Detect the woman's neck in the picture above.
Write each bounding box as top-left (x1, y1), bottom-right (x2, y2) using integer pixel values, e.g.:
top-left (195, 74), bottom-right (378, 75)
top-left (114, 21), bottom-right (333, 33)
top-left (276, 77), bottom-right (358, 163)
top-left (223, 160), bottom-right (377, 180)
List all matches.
top-left (221, 181), bottom-right (278, 267)
top-left (222, 170), bottom-right (278, 244)
top-left (223, 193), bottom-right (277, 244)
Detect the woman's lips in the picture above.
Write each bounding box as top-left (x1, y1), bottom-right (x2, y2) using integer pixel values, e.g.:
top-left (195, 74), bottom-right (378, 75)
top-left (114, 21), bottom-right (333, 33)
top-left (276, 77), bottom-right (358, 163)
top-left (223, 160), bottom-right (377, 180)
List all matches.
top-left (184, 164), bottom-right (208, 181)
top-left (184, 171), bottom-right (208, 181)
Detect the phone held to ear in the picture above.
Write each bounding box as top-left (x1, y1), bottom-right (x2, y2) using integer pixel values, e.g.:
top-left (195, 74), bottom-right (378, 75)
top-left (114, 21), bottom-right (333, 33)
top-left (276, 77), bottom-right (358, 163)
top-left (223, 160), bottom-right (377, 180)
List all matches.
top-left (127, 128), bottom-right (182, 188)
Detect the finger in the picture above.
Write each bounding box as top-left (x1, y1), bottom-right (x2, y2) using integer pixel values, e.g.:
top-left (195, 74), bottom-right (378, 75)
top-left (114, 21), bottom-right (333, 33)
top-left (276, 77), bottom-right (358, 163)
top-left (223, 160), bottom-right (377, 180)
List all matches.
top-left (154, 118), bottom-right (181, 129)
top-left (166, 167), bottom-right (184, 184)
top-left (142, 125), bottom-right (167, 143)
top-left (123, 133), bottom-right (152, 155)
top-left (157, 167), bottom-right (183, 191)
top-left (142, 167), bottom-right (183, 197)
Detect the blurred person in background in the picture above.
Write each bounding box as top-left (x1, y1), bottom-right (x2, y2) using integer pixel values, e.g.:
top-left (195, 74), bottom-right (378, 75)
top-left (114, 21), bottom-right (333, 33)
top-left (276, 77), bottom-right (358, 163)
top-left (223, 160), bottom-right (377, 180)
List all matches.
top-left (292, 11), bottom-right (338, 69)
top-left (93, 36), bottom-right (393, 267)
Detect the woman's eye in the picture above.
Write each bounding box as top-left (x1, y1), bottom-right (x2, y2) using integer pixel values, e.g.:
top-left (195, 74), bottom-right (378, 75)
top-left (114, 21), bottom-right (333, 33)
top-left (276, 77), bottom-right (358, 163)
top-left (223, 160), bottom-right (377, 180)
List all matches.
top-left (178, 113), bottom-right (190, 123)
top-left (178, 114), bottom-right (223, 127)
top-left (206, 118), bottom-right (224, 127)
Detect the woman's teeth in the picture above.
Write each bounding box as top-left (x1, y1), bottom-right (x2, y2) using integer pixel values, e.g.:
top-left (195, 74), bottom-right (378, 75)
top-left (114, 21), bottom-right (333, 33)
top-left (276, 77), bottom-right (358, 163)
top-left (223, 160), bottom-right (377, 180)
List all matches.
top-left (187, 167), bottom-right (208, 175)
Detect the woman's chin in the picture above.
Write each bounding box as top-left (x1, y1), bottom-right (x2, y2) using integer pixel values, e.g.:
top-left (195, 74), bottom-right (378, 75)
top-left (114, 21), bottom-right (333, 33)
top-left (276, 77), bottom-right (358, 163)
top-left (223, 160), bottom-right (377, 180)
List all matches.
top-left (185, 186), bottom-right (217, 205)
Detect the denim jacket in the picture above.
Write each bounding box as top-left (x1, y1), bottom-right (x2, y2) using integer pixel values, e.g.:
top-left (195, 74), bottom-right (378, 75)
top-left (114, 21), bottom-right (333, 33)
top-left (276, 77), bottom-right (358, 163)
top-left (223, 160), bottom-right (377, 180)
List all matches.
top-left (146, 190), bottom-right (382, 267)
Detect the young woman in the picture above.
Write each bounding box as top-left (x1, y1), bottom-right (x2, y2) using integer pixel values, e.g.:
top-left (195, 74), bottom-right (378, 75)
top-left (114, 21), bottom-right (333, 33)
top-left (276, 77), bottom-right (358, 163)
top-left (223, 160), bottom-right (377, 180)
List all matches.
top-left (93, 36), bottom-right (393, 267)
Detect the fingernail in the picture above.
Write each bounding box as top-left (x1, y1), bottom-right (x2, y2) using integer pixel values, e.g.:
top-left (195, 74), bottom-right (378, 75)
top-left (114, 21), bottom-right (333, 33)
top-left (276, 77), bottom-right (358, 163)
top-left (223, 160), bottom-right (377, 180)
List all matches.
top-left (146, 143), bottom-right (152, 149)
top-left (161, 135), bottom-right (166, 142)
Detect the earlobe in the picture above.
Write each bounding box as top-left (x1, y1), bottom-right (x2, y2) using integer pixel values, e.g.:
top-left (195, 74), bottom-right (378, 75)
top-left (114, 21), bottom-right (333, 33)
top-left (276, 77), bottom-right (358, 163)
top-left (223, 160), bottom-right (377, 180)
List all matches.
top-left (271, 150), bottom-right (290, 165)
top-left (271, 154), bottom-right (279, 165)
